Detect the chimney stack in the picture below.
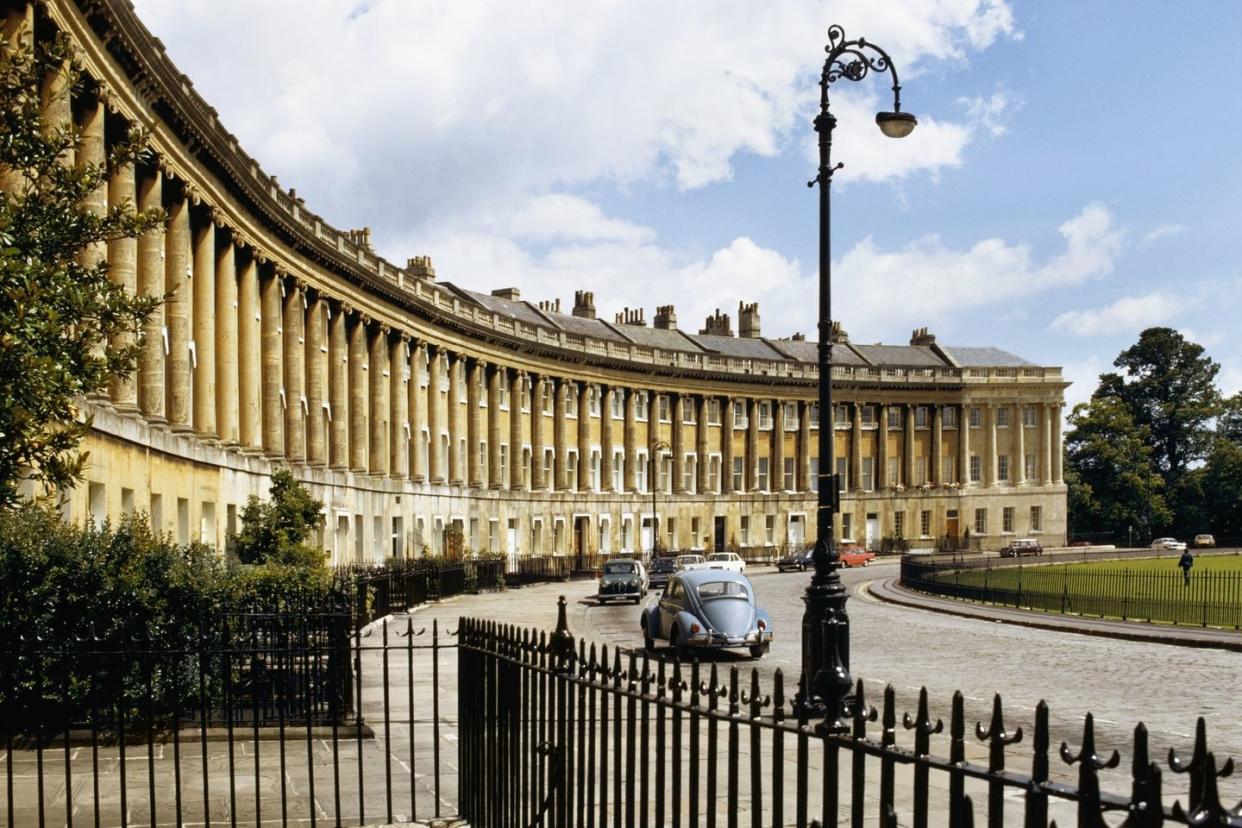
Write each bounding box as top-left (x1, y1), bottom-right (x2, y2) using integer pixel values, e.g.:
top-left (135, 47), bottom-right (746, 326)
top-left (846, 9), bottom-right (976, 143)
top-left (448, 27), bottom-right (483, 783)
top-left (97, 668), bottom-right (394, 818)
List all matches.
top-left (738, 301), bottom-right (761, 339)
top-left (491, 287), bottom-right (521, 301)
top-left (653, 305), bottom-right (677, 330)
top-left (348, 227), bottom-right (373, 250)
top-left (830, 321), bottom-right (849, 344)
top-left (573, 290), bottom-right (596, 319)
top-left (910, 326), bottom-right (936, 346)
top-left (614, 307), bottom-right (646, 326)
top-left (406, 255), bottom-right (435, 280)
top-left (699, 308), bottom-right (733, 336)
top-left (537, 298), bottom-right (562, 313)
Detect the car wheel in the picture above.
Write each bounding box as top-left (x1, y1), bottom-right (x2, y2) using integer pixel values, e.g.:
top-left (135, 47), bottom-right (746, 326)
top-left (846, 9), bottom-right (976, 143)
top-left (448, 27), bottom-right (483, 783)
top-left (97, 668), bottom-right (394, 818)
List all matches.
top-left (749, 643), bottom-right (768, 660)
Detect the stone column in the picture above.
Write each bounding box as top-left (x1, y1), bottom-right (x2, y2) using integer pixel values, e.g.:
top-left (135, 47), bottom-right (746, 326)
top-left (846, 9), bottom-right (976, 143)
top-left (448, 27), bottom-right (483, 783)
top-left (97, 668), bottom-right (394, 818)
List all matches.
top-left (671, 394), bottom-right (686, 494)
top-left (259, 269), bottom-right (283, 454)
top-left (932, 405), bottom-right (943, 485)
top-left (696, 396), bottom-right (709, 493)
top-left (1052, 404), bottom-right (1064, 484)
top-left (304, 296), bottom-right (327, 465)
top-left (369, 326), bottom-right (390, 476)
top-left (1041, 403), bottom-right (1053, 485)
top-left (876, 404), bottom-right (889, 487)
top-left (852, 402), bottom-right (864, 492)
top-left (237, 252), bottom-right (261, 450)
top-left (409, 342), bottom-right (426, 482)
top-left (532, 375), bottom-right (547, 490)
top-left (1014, 404), bottom-right (1026, 485)
top-left (648, 397), bottom-right (661, 492)
top-left (107, 157), bottom-right (139, 410)
top-left (283, 282), bottom-right (306, 462)
top-left (76, 93), bottom-right (104, 271)
top-left (136, 166), bottom-right (165, 422)
top-left (427, 346), bottom-right (443, 483)
top-left (191, 211), bottom-right (216, 437)
top-left (601, 385), bottom-right (615, 492)
top-left (797, 400), bottom-right (812, 492)
top-left (577, 382), bottom-right (591, 490)
top-left (328, 305), bottom-right (349, 468)
top-left (348, 315), bottom-right (369, 472)
top-left (622, 388), bottom-right (636, 492)
top-left (447, 352), bottom-right (462, 485)
top-left (986, 403), bottom-right (998, 487)
top-left (960, 403), bottom-right (972, 487)
top-left (390, 335), bottom-right (407, 478)
top-left (553, 379), bottom-right (568, 491)
top-left (164, 189), bottom-right (192, 431)
top-left (215, 233), bottom-right (239, 444)
top-left (772, 399), bottom-right (786, 492)
top-left (511, 371), bottom-right (526, 490)
top-left (722, 397), bottom-right (735, 494)
top-left (746, 398), bottom-right (759, 491)
top-left (467, 359), bottom-right (483, 488)
top-left (487, 364), bottom-right (502, 489)
top-left (904, 404), bottom-right (917, 488)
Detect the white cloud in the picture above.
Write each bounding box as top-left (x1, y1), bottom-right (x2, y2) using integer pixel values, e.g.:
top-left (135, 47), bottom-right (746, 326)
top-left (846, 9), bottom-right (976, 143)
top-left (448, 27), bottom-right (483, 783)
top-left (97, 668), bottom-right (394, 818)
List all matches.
top-left (506, 195), bottom-right (655, 245)
top-left (958, 91), bottom-right (1016, 137)
top-left (1141, 223), bottom-right (1185, 245)
top-left (1050, 291), bottom-right (1187, 337)
top-left (1062, 355), bottom-right (1107, 413)
top-left (132, 0), bottom-right (1018, 236)
top-left (833, 203), bottom-right (1125, 341)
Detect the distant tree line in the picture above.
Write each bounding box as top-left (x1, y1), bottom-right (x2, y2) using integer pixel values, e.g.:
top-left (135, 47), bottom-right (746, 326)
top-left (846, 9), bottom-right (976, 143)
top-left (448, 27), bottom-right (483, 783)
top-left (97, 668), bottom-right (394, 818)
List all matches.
top-left (1066, 327), bottom-right (1242, 543)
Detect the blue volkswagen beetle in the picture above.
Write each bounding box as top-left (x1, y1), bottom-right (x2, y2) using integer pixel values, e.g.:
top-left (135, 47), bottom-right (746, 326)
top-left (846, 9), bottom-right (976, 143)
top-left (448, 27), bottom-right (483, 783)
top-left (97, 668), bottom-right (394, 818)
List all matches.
top-left (641, 570), bottom-right (772, 659)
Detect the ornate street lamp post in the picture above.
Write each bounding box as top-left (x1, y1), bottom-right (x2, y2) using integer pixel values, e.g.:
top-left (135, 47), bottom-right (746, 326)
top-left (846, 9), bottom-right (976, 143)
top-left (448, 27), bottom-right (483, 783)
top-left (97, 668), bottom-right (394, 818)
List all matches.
top-left (801, 25), bottom-right (916, 724)
top-left (650, 440), bottom-right (670, 558)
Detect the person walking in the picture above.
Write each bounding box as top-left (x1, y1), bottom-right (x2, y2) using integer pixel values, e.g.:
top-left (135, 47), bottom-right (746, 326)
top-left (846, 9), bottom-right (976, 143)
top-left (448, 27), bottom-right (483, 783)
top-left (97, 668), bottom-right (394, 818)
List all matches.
top-left (1178, 548), bottom-right (1194, 586)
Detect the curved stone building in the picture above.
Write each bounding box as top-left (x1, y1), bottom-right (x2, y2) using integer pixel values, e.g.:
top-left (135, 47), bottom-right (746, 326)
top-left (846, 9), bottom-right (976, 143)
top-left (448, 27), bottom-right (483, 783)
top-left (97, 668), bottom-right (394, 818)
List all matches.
top-left (14, 0), bottom-right (1068, 562)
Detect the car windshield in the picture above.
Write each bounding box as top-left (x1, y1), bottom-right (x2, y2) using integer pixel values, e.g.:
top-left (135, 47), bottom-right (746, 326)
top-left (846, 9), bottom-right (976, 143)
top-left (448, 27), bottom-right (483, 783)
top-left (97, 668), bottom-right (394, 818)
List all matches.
top-left (650, 558), bottom-right (675, 571)
top-left (707, 554), bottom-right (730, 561)
top-left (603, 562), bottom-right (635, 574)
top-left (676, 556), bottom-right (702, 567)
top-left (696, 581), bottom-right (750, 601)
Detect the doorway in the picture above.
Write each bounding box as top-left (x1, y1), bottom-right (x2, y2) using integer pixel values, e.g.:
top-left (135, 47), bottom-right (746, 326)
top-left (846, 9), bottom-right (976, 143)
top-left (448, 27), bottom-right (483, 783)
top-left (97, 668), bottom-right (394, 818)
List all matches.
top-left (787, 514), bottom-right (805, 549)
top-left (865, 513), bottom-right (879, 551)
top-left (574, 516), bottom-right (590, 568)
top-left (713, 516), bottom-right (726, 552)
top-left (946, 509), bottom-right (959, 540)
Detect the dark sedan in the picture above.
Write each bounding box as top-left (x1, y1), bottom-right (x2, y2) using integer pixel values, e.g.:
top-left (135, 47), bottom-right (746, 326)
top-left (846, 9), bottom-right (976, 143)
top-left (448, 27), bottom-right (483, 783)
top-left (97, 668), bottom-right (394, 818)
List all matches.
top-left (647, 556), bottom-right (677, 590)
top-left (775, 548), bottom-right (814, 572)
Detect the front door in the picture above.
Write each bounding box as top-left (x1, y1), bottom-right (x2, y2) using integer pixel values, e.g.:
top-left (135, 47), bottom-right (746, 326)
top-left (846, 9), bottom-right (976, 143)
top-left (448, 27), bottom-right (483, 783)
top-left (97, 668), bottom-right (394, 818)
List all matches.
top-left (574, 516), bottom-right (589, 568)
top-left (788, 515), bottom-right (805, 549)
top-left (714, 516), bottom-right (726, 552)
top-left (946, 509), bottom-right (959, 540)
top-left (865, 513), bottom-right (879, 551)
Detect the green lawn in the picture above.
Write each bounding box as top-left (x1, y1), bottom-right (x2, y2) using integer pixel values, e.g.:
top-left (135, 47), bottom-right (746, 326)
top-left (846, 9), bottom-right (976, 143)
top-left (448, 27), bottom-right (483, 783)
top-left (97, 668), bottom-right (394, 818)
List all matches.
top-left (936, 553), bottom-right (1242, 628)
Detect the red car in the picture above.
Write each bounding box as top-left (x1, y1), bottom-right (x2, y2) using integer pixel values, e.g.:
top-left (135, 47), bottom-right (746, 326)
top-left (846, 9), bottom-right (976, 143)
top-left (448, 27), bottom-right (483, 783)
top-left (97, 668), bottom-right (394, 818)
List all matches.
top-left (839, 548), bottom-right (876, 567)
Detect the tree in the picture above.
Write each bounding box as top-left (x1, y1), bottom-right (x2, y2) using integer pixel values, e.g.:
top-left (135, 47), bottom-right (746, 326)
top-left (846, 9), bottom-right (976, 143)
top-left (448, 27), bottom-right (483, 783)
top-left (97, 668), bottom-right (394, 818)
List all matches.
top-left (1217, 392), bottom-right (1242, 444)
top-left (1064, 395), bottom-right (1171, 541)
top-left (231, 470), bottom-right (325, 568)
top-left (0, 32), bottom-right (163, 507)
top-left (1201, 438), bottom-right (1242, 538)
top-left (1095, 328), bottom-right (1221, 483)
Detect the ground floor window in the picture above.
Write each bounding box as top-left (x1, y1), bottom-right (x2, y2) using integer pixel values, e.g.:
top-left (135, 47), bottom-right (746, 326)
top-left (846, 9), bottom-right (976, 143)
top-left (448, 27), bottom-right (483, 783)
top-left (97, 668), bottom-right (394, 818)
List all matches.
top-left (841, 512), bottom-right (853, 541)
top-left (894, 511), bottom-right (905, 539)
top-left (1002, 506), bottom-right (1015, 533)
top-left (920, 510), bottom-right (931, 538)
top-left (974, 508), bottom-right (988, 535)
top-left (1031, 505), bottom-right (1043, 532)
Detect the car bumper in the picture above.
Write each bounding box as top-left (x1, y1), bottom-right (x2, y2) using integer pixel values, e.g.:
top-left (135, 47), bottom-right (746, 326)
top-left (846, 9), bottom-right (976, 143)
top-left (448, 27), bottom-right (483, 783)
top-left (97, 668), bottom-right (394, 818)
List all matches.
top-left (687, 630), bottom-right (773, 648)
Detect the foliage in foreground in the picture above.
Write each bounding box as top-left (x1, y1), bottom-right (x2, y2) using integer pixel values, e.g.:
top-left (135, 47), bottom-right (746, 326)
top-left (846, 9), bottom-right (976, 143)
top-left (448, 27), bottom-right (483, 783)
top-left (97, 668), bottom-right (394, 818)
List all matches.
top-left (0, 32), bottom-right (164, 507)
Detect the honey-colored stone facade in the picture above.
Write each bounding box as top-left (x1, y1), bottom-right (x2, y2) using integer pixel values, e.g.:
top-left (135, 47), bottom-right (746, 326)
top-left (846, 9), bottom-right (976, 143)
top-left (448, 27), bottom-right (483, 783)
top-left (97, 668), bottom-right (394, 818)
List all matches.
top-left (20, 0), bottom-right (1068, 562)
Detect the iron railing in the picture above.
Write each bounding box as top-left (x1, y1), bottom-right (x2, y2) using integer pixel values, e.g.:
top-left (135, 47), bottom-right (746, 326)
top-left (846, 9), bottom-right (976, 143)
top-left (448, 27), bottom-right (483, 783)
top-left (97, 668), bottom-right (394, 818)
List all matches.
top-left (901, 555), bottom-right (1242, 629)
top-left (1, 613), bottom-right (456, 827)
top-left (342, 557), bottom-right (506, 624)
top-left (458, 598), bottom-right (1242, 827)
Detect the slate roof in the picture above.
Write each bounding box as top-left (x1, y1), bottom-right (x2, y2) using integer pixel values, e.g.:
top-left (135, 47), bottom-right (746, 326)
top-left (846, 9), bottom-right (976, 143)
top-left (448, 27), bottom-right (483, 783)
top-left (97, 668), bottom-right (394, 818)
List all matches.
top-left (445, 284), bottom-right (550, 328)
top-left (689, 333), bottom-right (786, 360)
top-left (542, 311), bottom-right (628, 342)
top-left (939, 346), bottom-right (1035, 368)
top-left (612, 324), bottom-right (705, 351)
top-left (851, 344), bottom-right (947, 368)
top-left (767, 338), bottom-right (869, 366)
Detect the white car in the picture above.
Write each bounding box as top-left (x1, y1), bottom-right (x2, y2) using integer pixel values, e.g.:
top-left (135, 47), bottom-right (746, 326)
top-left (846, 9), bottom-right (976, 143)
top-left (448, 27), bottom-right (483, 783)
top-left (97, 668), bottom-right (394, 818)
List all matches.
top-left (1151, 537), bottom-right (1187, 552)
top-left (705, 552), bottom-right (746, 574)
top-left (674, 554), bottom-right (707, 572)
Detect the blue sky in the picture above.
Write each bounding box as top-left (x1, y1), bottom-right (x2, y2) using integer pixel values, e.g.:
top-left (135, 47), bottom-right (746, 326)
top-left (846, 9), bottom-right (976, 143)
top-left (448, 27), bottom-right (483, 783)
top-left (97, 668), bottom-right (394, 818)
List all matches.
top-left (131, 1), bottom-right (1242, 410)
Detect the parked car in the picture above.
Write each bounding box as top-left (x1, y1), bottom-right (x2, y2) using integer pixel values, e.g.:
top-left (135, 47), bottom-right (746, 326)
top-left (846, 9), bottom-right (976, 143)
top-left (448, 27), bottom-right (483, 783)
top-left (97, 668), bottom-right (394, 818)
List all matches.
top-left (597, 558), bottom-right (647, 604)
top-left (705, 552), bottom-right (746, 573)
top-left (1151, 537), bottom-right (1187, 553)
top-left (674, 554), bottom-right (706, 572)
top-left (776, 548), bottom-right (815, 572)
top-left (1193, 534), bottom-right (1216, 549)
top-left (839, 548), bottom-right (877, 567)
top-left (1000, 538), bottom-right (1043, 558)
top-left (647, 556), bottom-right (678, 590)
top-left (641, 570), bottom-right (772, 659)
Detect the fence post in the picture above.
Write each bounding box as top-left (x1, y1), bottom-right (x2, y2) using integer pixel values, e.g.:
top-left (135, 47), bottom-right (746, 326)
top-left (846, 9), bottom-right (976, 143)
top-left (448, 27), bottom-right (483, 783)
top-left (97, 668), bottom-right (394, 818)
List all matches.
top-left (551, 596), bottom-right (575, 828)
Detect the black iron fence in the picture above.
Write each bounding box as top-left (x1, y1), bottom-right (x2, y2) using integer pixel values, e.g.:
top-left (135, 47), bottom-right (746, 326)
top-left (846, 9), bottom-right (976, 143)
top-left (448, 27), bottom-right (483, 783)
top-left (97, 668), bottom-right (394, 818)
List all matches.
top-left (342, 556), bottom-right (506, 624)
top-left (459, 598), bottom-right (1242, 828)
top-left (901, 555), bottom-right (1242, 629)
top-left (1, 610), bottom-right (456, 827)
